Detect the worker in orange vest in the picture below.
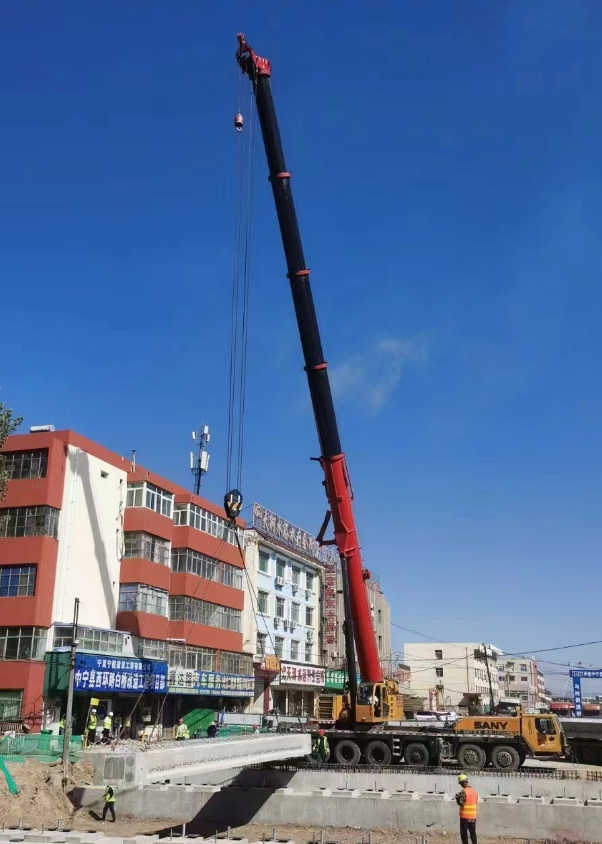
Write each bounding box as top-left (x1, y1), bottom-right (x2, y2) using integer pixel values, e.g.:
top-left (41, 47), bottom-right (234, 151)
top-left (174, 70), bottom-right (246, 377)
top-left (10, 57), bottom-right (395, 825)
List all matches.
top-left (455, 774), bottom-right (478, 844)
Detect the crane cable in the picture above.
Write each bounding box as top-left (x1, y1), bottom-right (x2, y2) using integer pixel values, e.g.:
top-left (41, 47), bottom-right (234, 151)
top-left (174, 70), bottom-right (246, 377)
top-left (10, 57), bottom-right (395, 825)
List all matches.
top-left (226, 74), bottom-right (255, 499)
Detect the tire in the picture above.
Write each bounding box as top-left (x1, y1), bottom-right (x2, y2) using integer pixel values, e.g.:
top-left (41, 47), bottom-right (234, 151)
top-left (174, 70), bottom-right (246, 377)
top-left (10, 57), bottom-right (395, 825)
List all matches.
top-left (333, 739), bottom-right (361, 765)
top-left (457, 743), bottom-right (487, 771)
top-left (490, 745), bottom-right (520, 772)
top-left (404, 742), bottom-right (430, 767)
top-left (364, 740), bottom-right (392, 765)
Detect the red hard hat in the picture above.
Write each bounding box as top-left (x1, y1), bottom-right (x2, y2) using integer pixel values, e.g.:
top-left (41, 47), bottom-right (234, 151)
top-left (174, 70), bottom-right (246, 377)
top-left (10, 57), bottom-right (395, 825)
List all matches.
top-left (319, 729), bottom-right (325, 735)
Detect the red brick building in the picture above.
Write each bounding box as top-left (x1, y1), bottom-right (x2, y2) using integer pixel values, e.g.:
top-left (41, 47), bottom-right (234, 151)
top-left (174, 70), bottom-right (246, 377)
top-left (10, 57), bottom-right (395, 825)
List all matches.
top-left (0, 428), bottom-right (251, 732)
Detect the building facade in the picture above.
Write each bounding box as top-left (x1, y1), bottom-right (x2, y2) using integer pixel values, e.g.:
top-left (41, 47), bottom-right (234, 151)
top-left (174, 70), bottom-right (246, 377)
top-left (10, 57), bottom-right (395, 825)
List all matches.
top-left (0, 429), bottom-right (252, 733)
top-left (243, 504), bottom-right (325, 718)
top-left (322, 564), bottom-right (392, 672)
top-left (404, 642), bottom-right (502, 711)
top-left (497, 657), bottom-right (550, 711)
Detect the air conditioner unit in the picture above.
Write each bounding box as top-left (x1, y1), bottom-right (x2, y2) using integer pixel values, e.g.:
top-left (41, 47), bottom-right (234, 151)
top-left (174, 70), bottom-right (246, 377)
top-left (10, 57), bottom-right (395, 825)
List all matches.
top-left (283, 620), bottom-right (289, 631)
top-left (275, 576), bottom-right (284, 587)
top-left (274, 617), bottom-right (280, 628)
top-left (305, 589), bottom-right (312, 599)
top-left (290, 621), bottom-right (297, 631)
top-left (292, 584), bottom-right (298, 594)
top-left (306, 630), bottom-right (314, 642)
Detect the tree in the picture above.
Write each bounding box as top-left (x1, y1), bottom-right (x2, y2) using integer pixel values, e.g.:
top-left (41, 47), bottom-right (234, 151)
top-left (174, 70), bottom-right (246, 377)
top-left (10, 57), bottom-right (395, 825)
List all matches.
top-left (0, 399), bottom-right (23, 503)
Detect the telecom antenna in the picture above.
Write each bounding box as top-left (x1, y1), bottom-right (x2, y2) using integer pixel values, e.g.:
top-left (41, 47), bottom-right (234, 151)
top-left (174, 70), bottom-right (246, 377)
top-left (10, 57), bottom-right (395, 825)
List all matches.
top-left (190, 424), bottom-right (211, 495)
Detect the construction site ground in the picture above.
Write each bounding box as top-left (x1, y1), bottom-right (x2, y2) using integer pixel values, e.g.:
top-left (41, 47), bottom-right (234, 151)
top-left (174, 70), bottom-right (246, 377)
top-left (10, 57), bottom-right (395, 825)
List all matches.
top-left (0, 760), bottom-right (596, 842)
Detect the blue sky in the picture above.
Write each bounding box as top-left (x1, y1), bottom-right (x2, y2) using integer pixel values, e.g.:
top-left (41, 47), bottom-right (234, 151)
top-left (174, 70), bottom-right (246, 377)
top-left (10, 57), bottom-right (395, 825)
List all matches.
top-left (2, 1), bottom-right (601, 693)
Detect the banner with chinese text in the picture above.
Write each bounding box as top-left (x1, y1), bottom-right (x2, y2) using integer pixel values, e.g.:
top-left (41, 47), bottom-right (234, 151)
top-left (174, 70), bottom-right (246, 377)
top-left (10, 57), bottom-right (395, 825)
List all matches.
top-left (278, 663), bottom-right (326, 686)
top-left (74, 654), bottom-right (167, 694)
top-left (168, 667), bottom-right (254, 697)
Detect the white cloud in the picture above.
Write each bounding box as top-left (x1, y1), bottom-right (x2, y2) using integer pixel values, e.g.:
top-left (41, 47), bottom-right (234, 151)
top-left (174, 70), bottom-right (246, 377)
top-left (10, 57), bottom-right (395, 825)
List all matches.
top-left (330, 336), bottom-right (428, 416)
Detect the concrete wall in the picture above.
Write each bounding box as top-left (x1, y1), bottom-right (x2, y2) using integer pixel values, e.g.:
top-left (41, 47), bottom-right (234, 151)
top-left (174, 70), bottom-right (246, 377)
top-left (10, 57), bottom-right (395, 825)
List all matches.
top-left (75, 781), bottom-right (602, 841)
top-left (52, 445), bottom-right (126, 629)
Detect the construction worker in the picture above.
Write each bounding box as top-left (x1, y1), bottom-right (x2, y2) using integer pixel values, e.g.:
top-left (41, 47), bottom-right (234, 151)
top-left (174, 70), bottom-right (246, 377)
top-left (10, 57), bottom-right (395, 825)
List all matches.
top-left (87, 709), bottom-right (98, 746)
top-left (59, 715), bottom-right (66, 736)
top-left (313, 729), bottom-right (330, 763)
top-left (175, 718), bottom-right (190, 740)
top-left (206, 721), bottom-right (218, 738)
top-left (102, 785), bottom-right (116, 822)
top-left (455, 774), bottom-right (478, 844)
top-left (102, 711), bottom-right (113, 744)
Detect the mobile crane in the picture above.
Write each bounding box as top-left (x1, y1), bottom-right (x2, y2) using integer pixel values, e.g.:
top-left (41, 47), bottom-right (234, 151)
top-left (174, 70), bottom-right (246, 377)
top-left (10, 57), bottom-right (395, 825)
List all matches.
top-left (236, 34), bottom-right (570, 771)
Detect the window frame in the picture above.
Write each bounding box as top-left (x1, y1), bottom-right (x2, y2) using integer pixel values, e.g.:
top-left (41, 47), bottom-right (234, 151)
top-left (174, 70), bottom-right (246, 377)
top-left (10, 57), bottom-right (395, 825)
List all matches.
top-left (257, 590), bottom-right (269, 615)
top-left (0, 564), bottom-right (37, 597)
top-left (1, 449), bottom-right (48, 481)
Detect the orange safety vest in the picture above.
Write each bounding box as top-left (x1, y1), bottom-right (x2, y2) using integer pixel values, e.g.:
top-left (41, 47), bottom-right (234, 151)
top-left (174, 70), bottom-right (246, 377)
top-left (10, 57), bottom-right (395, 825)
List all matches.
top-left (459, 786), bottom-right (478, 820)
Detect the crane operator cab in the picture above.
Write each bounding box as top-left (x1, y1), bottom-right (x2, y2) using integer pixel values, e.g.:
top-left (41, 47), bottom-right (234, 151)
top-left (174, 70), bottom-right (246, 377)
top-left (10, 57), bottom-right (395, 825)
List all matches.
top-left (356, 680), bottom-right (404, 724)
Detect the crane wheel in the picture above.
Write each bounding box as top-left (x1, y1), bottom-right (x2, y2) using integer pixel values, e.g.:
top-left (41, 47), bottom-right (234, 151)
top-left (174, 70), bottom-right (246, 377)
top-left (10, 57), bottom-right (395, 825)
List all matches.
top-left (457, 743), bottom-right (486, 771)
top-left (490, 745), bottom-right (520, 772)
top-left (364, 740), bottom-right (392, 765)
top-left (404, 742), bottom-right (430, 767)
top-left (333, 739), bottom-right (361, 765)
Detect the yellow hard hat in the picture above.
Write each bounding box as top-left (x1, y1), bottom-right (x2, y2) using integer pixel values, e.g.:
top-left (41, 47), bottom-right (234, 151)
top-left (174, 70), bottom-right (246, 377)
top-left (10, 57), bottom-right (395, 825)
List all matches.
top-left (458, 774), bottom-right (468, 783)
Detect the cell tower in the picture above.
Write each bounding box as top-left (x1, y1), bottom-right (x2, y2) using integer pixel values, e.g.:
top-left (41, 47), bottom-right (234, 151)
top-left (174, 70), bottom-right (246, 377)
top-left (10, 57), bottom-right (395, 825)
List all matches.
top-left (190, 425), bottom-right (210, 495)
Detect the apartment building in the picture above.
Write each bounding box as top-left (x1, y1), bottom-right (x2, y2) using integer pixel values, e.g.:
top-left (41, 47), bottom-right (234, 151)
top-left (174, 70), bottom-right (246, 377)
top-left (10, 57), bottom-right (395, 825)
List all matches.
top-left (243, 504), bottom-right (324, 718)
top-left (404, 642), bottom-right (502, 711)
top-left (322, 563), bottom-right (392, 671)
top-left (498, 657), bottom-right (550, 711)
top-left (0, 428), bottom-right (252, 732)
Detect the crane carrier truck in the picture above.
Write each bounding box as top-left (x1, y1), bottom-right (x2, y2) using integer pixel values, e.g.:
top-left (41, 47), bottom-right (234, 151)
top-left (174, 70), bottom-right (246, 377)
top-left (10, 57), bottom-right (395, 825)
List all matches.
top-left (235, 33), bottom-right (571, 773)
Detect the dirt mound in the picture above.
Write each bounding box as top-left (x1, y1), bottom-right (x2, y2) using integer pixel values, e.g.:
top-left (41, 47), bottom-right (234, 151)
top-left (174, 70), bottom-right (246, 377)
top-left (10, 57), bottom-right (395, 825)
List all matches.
top-left (0, 758), bottom-right (94, 827)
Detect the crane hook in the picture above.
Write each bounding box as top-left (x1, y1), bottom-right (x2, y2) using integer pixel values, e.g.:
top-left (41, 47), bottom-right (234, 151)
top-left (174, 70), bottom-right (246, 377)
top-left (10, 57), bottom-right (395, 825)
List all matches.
top-left (234, 112), bottom-right (244, 132)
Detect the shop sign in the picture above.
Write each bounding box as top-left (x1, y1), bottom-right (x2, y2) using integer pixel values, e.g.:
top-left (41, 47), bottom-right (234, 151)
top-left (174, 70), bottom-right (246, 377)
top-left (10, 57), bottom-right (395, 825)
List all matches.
top-left (168, 668), bottom-right (255, 697)
top-left (278, 662), bottom-right (326, 686)
top-left (74, 654), bottom-right (167, 693)
top-left (252, 503), bottom-right (339, 565)
top-left (261, 655), bottom-right (281, 673)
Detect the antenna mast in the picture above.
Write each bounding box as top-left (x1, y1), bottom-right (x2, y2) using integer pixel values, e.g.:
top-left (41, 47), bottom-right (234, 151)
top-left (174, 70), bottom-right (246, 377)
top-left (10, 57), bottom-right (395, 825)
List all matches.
top-left (190, 424), bottom-right (211, 495)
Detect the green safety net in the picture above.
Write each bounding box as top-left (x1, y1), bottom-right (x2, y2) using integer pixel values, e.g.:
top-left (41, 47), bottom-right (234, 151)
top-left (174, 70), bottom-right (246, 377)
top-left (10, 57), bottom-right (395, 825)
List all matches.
top-left (0, 732), bottom-right (82, 763)
top-left (0, 758), bottom-right (19, 795)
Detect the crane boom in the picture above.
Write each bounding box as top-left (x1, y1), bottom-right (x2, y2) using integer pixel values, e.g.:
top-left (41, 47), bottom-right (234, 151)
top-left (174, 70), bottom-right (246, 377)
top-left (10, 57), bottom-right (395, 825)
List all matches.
top-left (236, 34), bottom-right (383, 685)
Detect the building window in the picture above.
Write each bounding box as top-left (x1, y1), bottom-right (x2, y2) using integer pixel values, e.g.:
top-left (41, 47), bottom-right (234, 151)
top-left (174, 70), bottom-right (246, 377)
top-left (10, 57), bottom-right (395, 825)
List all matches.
top-left (291, 567), bottom-right (300, 587)
top-left (305, 606), bottom-right (314, 627)
top-left (275, 597), bottom-right (285, 619)
top-left (219, 650), bottom-right (253, 675)
top-left (521, 676), bottom-right (528, 682)
top-left (521, 694), bottom-right (528, 701)
top-left (509, 675), bottom-right (515, 682)
top-left (276, 559), bottom-right (285, 579)
top-left (124, 532), bottom-right (170, 566)
top-left (436, 667), bottom-right (444, 678)
top-left (0, 627), bottom-right (47, 661)
top-left (0, 506), bottom-right (59, 539)
top-left (0, 565), bottom-right (36, 597)
top-left (1, 449), bottom-right (48, 480)
top-left (305, 642), bottom-right (312, 663)
top-left (257, 590), bottom-right (269, 615)
top-left (377, 609), bottom-right (382, 625)
top-left (126, 482), bottom-right (173, 518)
top-left (290, 640), bottom-right (300, 661)
top-left (168, 595), bottom-right (241, 632)
top-left (118, 583), bottom-right (168, 616)
top-left (53, 624), bottom-right (125, 655)
top-left (378, 634), bottom-right (383, 650)
top-left (291, 603), bottom-right (300, 624)
top-left (306, 572), bottom-right (314, 593)
top-left (138, 638), bottom-right (168, 660)
top-left (274, 637), bottom-right (284, 658)
top-left (173, 502), bottom-right (241, 546)
top-left (0, 689), bottom-right (22, 719)
top-left (257, 632), bottom-right (267, 655)
top-left (171, 548), bottom-right (243, 589)
top-left (259, 551), bottom-right (269, 574)
top-left (435, 649), bottom-right (443, 660)
top-left (520, 664), bottom-right (527, 673)
top-left (167, 644), bottom-right (216, 672)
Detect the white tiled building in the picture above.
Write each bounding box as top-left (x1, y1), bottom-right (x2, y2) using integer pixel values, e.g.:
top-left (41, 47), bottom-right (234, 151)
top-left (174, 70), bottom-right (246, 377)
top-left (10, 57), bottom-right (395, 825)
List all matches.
top-left (242, 504), bottom-right (325, 718)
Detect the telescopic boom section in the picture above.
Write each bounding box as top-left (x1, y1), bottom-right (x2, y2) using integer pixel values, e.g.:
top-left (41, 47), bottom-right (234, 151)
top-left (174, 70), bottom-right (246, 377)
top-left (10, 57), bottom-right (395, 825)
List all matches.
top-left (236, 34), bottom-right (383, 684)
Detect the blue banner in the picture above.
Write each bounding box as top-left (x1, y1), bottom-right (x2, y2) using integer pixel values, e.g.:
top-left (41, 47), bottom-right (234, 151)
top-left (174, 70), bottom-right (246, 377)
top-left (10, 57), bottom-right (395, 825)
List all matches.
top-left (74, 654), bottom-right (168, 694)
top-left (168, 667), bottom-right (254, 697)
top-left (569, 668), bottom-right (602, 679)
top-left (572, 677), bottom-right (583, 717)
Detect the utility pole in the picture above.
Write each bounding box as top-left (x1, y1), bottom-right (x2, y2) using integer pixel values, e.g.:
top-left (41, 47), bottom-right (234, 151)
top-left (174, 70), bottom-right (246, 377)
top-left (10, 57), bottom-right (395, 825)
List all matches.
top-left (62, 597), bottom-right (80, 776)
top-left (482, 643), bottom-right (496, 715)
